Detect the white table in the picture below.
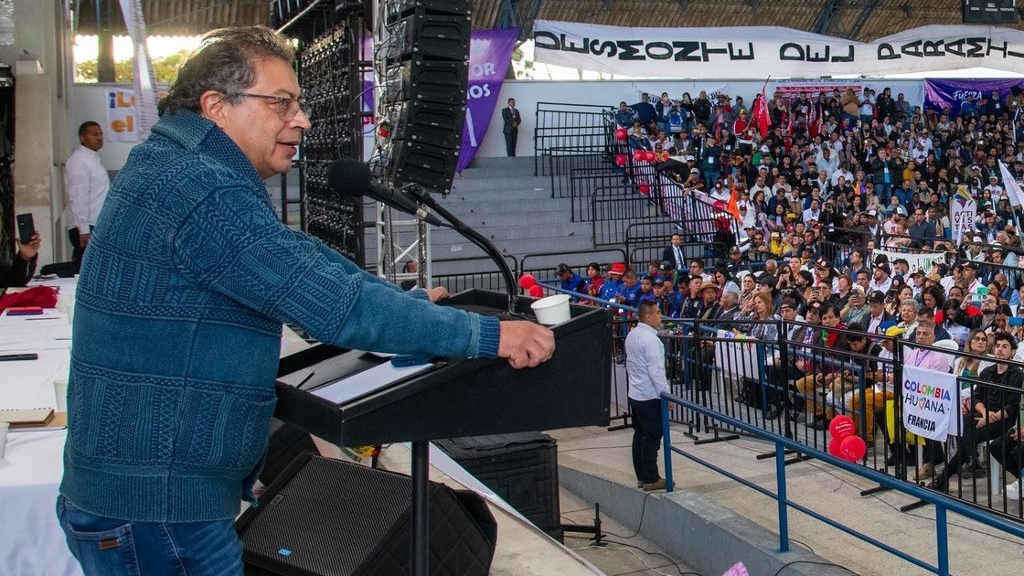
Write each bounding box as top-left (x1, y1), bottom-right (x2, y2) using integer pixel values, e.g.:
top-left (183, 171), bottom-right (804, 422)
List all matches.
top-left (0, 281), bottom-right (81, 575)
top-left (0, 290), bottom-right (312, 575)
top-left (0, 430), bottom-right (80, 576)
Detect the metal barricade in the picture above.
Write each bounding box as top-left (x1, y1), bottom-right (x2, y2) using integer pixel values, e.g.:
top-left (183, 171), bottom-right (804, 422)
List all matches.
top-left (431, 256), bottom-right (519, 294)
top-left (624, 220), bottom-right (723, 271)
top-left (640, 315), bottom-right (1024, 524)
top-left (534, 101), bottom-right (615, 176)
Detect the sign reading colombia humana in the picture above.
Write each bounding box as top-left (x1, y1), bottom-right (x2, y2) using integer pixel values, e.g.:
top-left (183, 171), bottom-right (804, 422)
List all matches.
top-left (532, 20), bottom-right (1024, 79)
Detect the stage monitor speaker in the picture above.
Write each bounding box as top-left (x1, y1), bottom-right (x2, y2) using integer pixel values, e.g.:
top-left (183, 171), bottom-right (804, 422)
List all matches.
top-left (436, 433), bottom-right (561, 541)
top-left (385, 11), bottom-right (472, 62)
top-left (237, 454), bottom-right (497, 576)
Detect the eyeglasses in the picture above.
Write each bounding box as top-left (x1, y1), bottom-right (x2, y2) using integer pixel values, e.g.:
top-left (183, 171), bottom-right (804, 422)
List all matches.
top-left (230, 92), bottom-right (309, 120)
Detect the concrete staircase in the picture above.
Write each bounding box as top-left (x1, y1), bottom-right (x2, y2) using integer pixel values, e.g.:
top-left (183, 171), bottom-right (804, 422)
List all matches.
top-left (268, 156), bottom-right (618, 277)
top-left (364, 156), bottom-right (604, 275)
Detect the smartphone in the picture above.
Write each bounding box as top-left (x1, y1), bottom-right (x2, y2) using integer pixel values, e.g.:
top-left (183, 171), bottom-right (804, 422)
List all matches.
top-left (16, 213), bottom-right (34, 244)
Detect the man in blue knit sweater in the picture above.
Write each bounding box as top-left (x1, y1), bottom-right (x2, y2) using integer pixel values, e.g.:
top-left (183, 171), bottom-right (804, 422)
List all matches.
top-left (57, 27), bottom-right (554, 575)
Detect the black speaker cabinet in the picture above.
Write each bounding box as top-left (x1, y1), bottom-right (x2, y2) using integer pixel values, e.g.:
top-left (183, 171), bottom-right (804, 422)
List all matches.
top-left (237, 454), bottom-right (497, 576)
top-left (436, 433), bottom-right (561, 541)
top-left (382, 58), bottom-right (468, 106)
top-left (386, 139), bottom-right (459, 194)
top-left (385, 10), bottom-right (472, 62)
top-left (384, 99), bottom-right (464, 149)
top-left (386, 0), bottom-right (470, 20)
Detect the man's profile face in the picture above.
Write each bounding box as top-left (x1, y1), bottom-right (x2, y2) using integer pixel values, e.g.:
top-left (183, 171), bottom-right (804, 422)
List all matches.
top-left (508, 98), bottom-right (516, 108)
top-left (80, 124), bottom-right (104, 151)
top-left (207, 57), bottom-right (310, 179)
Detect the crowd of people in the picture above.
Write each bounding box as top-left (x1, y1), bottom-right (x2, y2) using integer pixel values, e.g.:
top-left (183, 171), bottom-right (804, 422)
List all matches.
top-left (584, 85), bottom-right (1024, 497)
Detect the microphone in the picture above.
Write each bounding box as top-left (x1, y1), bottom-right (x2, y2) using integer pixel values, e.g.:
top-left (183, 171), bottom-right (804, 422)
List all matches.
top-left (327, 159), bottom-right (447, 228)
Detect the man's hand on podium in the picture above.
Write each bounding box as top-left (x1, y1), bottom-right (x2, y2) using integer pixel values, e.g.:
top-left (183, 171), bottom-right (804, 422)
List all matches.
top-left (425, 286), bottom-right (449, 302)
top-left (499, 321), bottom-right (555, 369)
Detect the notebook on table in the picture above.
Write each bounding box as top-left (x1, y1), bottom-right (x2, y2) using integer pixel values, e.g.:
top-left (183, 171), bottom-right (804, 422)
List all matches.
top-left (0, 407), bottom-right (55, 428)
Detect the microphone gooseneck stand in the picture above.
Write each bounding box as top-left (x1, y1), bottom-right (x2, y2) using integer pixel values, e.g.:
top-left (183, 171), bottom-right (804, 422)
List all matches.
top-left (407, 185), bottom-right (518, 314)
top-left (392, 184), bottom-right (519, 576)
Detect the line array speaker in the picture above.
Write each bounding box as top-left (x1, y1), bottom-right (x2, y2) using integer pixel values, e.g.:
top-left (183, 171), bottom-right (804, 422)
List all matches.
top-left (376, 0), bottom-right (471, 194)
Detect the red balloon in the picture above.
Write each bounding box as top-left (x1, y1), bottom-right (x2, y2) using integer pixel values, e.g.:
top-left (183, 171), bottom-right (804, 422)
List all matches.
top-left (615, 154), bottom-right (627, 167)
top-left (644, 150), bottom-right (656, 163)
top-left (614, 128), bottom-right (628, 142)
top-left (829, 415), bottom-right (856, 440)
top-left (638, 183), bottom-right (651, 195)
top-left (827, 437), bottom-right (843, 458)
top-left (839, 435), bottom-right (867, 462)
top-left (528, 285), bottom-right (544, 298)
top-left (632, 149), bottom-right (645, 162)
top-left (518, 274), bottom-right (536, 290)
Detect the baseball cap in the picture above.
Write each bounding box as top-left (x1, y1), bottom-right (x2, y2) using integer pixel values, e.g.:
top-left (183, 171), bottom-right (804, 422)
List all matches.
top-left (884, 325), bottom-right (905, 337)
top-left (609, 262), bottom-right (626, 276)
top-left (868, 290), bottom-right (885, 303)
top-left (557, 263), bottom-right (572, 275)
top-left (896, 206), bottom-right (908, 217)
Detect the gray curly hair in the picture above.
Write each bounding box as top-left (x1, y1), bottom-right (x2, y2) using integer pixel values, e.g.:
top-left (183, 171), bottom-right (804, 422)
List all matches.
top-left (158, 26), bottom-right (294, 116)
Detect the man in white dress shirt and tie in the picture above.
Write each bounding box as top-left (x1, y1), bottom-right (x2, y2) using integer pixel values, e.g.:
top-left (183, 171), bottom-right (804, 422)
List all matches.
top-left (64, 121), bottom-right (110, 269)
top-left (625, 301), bottom-right (671, 491)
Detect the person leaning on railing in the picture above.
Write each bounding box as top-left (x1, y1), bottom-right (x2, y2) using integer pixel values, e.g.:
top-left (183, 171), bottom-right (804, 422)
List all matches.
top-left (935, 331), bottom-right (1023, 490)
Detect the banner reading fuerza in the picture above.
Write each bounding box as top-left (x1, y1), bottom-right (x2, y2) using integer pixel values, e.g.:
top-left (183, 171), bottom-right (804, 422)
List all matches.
top-left (532, 20), bottom-right (1024, 79)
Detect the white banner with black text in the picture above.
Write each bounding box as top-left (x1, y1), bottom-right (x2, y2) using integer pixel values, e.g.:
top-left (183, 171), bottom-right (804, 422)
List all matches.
top-left (902, 363), bottom-right (957, 441)
top-left (533, 21), bottom-right (1024, 79)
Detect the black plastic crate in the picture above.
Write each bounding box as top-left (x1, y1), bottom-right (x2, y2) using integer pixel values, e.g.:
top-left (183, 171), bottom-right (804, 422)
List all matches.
top-left (436, 432), bottom-right (561, 540)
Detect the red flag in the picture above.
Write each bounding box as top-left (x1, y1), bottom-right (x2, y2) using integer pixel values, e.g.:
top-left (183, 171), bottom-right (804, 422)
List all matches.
top-left (752, 93), bottom-right (771, 138)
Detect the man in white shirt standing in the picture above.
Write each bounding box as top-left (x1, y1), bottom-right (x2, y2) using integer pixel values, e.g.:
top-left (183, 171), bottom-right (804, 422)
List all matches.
top-left (625, 301), bottom-right (671, 491)
top-left (64, 121), bottom-right (110, 268)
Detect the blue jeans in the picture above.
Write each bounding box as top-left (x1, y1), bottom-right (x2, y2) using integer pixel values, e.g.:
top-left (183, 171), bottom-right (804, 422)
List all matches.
top-left (57, 496), bottom-right (244, 576)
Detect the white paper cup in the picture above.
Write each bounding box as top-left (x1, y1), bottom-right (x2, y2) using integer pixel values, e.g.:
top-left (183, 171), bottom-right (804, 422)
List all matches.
top-left (530, 294), bottom-right (572, 326)
top-left (54, 378), bottom-right (68, 413)
top-left (0, 422), bottom-right (8, 461)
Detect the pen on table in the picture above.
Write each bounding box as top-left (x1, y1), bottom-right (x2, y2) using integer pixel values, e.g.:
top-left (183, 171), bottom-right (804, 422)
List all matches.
top-left (297, 371), bottom-right (315, 387)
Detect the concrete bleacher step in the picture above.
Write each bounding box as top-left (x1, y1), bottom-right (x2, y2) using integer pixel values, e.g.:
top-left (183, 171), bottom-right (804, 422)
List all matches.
top-left (363, 156), bottom-right (599, 269)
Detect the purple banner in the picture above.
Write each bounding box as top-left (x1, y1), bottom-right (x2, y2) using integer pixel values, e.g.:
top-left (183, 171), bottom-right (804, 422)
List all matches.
top-left (458, 28), bottom-right (519, 173)
top-left (923, 78), bottom-right (1024, 116)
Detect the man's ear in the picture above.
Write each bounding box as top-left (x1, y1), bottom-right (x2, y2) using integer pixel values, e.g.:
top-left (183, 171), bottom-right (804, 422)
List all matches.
top-left (199, 90), bottom-right (227, 127)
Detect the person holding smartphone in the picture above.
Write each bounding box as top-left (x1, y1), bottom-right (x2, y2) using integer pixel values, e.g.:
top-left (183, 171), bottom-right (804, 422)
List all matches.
top-left (1, 231), bottom-right (41, 290)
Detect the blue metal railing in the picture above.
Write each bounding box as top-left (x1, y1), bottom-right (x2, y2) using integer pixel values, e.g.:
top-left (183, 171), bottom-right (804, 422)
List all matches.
top-left (661, 393), bottom-right (1024, 576)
